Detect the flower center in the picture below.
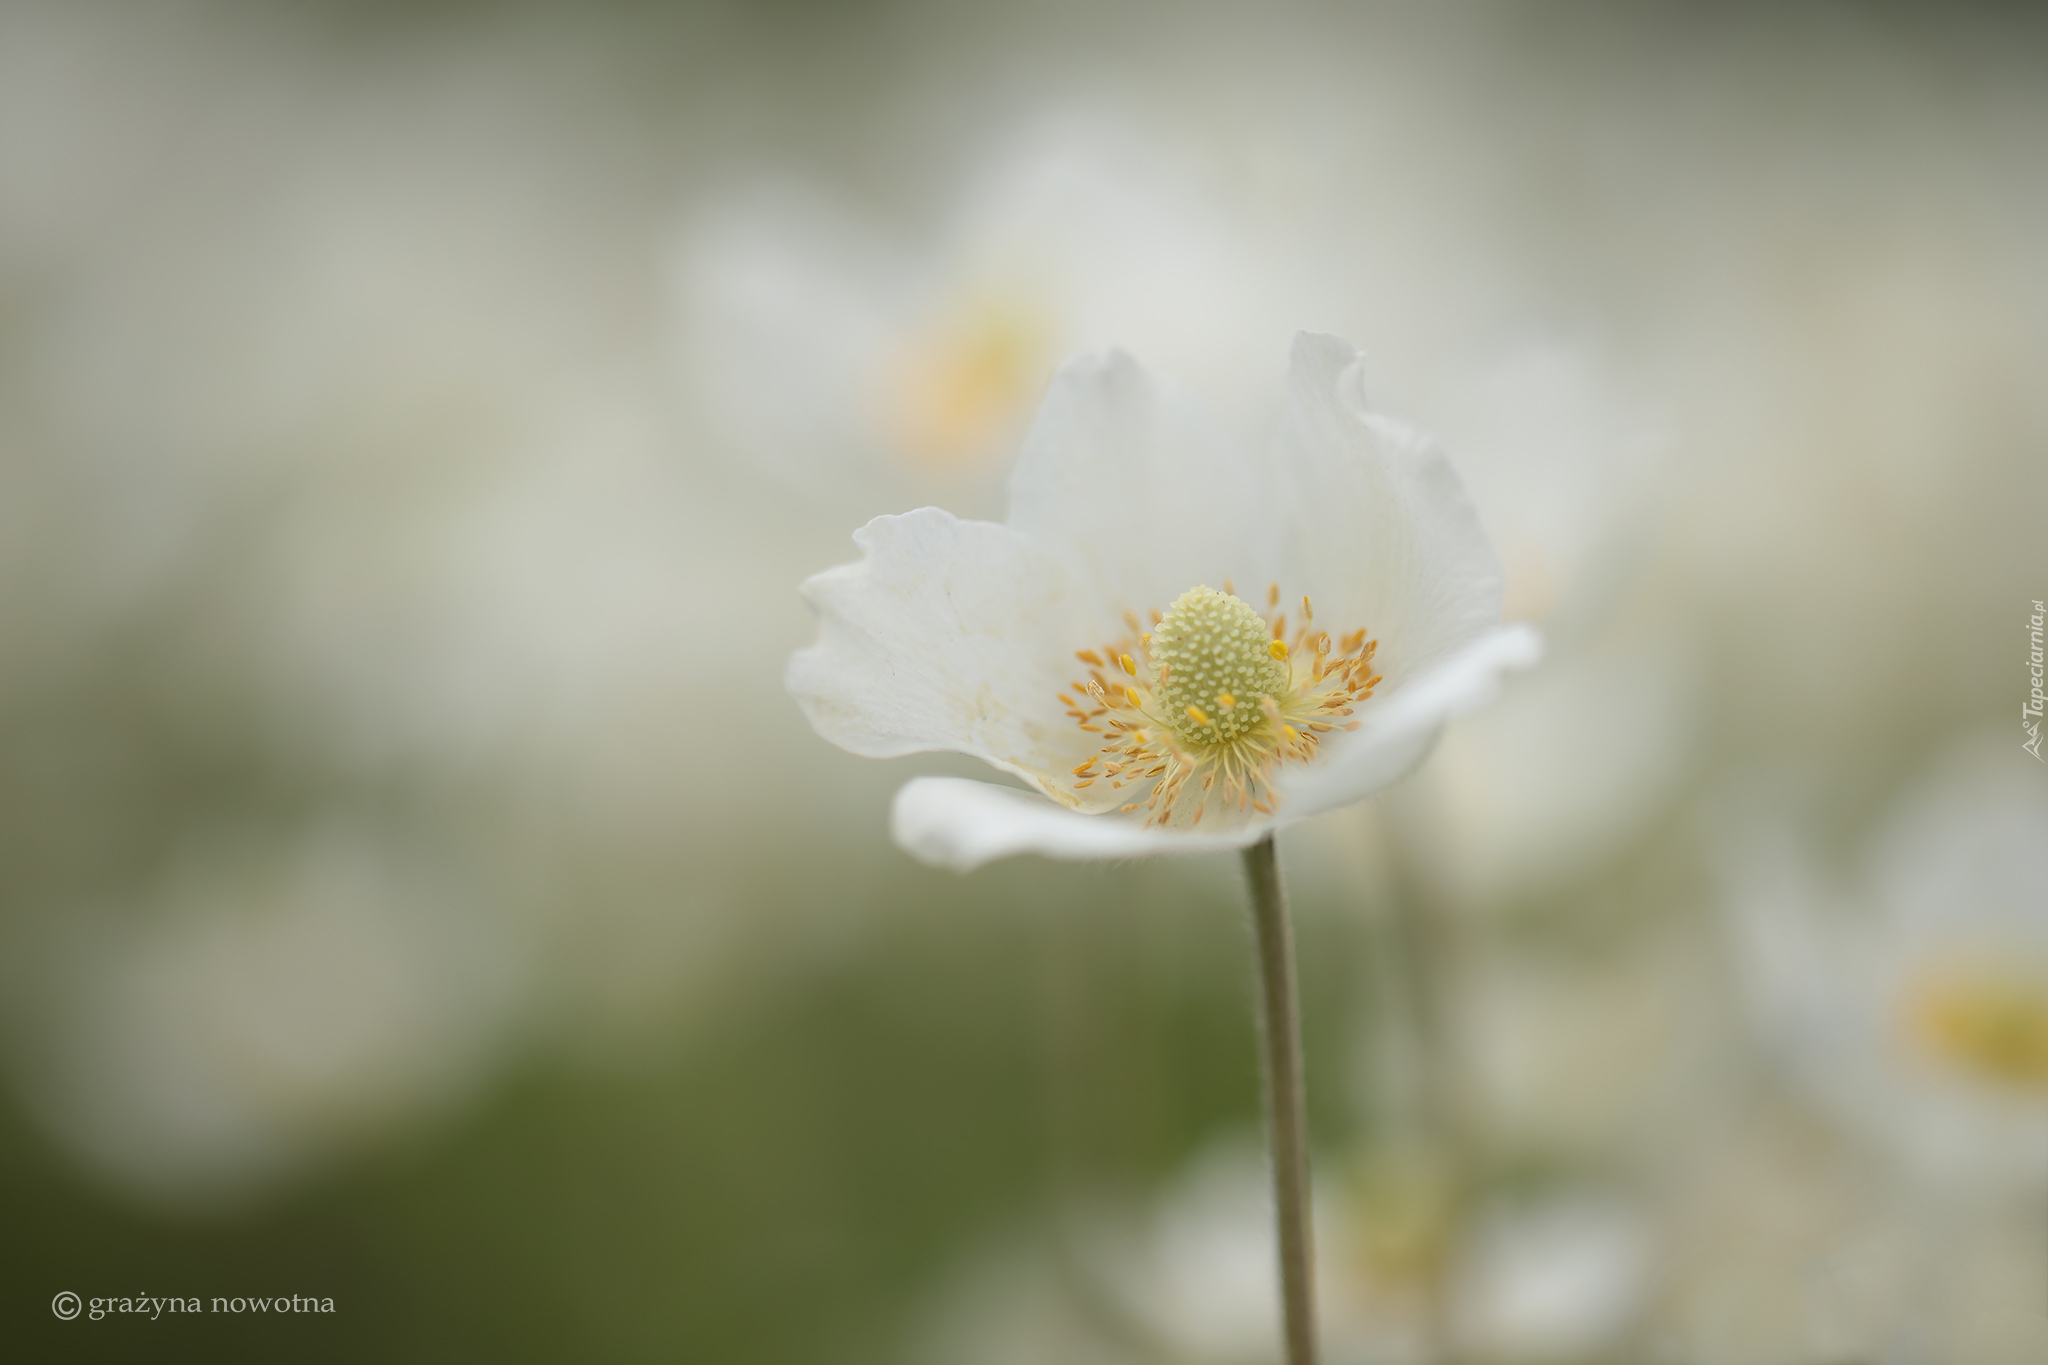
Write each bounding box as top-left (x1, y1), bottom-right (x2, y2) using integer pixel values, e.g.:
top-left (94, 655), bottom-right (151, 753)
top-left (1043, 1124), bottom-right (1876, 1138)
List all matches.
top-left (1059, 581), bottom-right (1383, 828)
top-left (886, 293), bottom-right (1052, 467)
top-left (1906, 961), bottom-right (2048, 1092)
top-left (1150, 586), bottom-right (1291, 748)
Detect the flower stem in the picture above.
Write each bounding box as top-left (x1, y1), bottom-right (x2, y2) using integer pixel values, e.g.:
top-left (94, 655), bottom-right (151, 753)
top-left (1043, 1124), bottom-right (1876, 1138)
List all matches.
top-left (1242, 834), bottom-right (1319, 1365)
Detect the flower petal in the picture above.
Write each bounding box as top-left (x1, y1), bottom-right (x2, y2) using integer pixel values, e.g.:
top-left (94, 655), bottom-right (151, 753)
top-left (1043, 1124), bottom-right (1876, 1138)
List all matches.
top-left (891, 776), bottom-right (1255, 872)
top-left (1274, 623), bottom-right (1543, 818)
top-left (1004, 348), bottom-right (1283, 617)
top-left (787, 507), bottom-right (1099, 794)
top-left (1268, 332), bottom-right (1509, 689)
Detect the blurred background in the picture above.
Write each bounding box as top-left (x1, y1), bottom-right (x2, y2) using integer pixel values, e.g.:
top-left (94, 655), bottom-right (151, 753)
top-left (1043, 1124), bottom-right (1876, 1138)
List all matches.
top-left (3, 0), bottom-right (2045, 1360)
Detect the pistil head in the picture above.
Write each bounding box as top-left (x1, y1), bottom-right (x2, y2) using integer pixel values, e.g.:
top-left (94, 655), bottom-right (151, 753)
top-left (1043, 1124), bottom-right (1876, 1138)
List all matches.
top-left (1150, 586), bottom-right (1289, 748)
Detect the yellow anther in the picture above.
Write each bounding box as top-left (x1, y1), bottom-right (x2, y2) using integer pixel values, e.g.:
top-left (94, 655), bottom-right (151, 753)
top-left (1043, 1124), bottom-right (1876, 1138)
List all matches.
top-left (1062, 583), bottom-right (1379, 833)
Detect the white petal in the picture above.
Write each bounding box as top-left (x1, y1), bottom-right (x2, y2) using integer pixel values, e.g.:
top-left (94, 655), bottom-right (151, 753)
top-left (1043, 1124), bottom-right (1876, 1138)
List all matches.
top-left (787, 508), bottom-right (1100, 794)
top-left (1269, 332), bottom-right (1510, 690)
top-left (891, 776), bottom-right (1255, 872)
top-left (1004, 348), bottom-right (1284, 617)
top-left (1275, 624), bottom-right (1543, 818)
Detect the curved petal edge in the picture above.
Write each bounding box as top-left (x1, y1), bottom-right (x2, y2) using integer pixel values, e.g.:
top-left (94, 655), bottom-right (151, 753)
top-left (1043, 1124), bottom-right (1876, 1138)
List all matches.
top-left (1276, 623), bottom-right (1544, 816)
top-left (891, 777), bottom-right (1258, 873)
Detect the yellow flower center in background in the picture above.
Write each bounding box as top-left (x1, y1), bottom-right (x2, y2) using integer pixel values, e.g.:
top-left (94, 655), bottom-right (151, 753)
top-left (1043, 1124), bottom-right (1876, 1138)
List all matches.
top-left (1906, 962), bottom-right (2048, 1092)
top-left (1060, 581), bottom-right (1382, 827)
top-left (885, 294), bottom-right (1051, 468)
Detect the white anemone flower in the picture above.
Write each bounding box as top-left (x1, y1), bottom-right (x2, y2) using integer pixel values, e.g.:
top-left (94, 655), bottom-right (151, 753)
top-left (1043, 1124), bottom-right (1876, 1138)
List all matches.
top-left (674, 109), bottom-right (1320, 503)
top-left (788, 333), bottom-right (1540, 872)
top-left (1724, 737), bottom-right (2048, 1192)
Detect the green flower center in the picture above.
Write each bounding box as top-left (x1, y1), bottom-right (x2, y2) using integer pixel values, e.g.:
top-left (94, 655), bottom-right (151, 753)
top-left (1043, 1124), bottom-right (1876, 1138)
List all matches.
top-left (1150, 586), bottom-right (1290, 748)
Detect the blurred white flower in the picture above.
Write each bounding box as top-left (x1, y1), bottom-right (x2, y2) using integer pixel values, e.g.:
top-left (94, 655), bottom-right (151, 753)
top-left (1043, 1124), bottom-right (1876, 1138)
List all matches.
top-left (1451, 1194), bottom-right (1650, 1363)
top-left (908, 1138), bottom-right (1650, 1365)
top-left (1723, 736), bottom-right (2048, 1191)
top-left (1417, 340), bottom-right (1666, 635)
top-left (788, 334), bottom-right (1539, 872)
top-left (1385, 339), bottom-right (1690, 906)
top-left (1408, 637), bottom-right (1696, 906)
top-left (14, 823), bottom-right (526, 1211)
top-left (672, 109), bottom-right (1319, 507)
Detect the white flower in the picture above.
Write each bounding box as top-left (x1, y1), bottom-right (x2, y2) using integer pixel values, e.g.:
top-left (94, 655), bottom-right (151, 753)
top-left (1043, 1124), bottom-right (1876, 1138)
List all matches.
top-left (673, 109), bottom-right (1321, 503)
top-left (788, 333), bottom-right (1540, 871)
top-left (905, 1139), bottom-right (1648, 1365)
top-left (1722, 736), bottom-right (2048, 1191)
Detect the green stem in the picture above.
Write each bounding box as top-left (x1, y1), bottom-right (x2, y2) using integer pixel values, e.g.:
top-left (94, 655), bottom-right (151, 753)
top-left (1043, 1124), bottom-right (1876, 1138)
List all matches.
top-left (1242, 835), bottom-right (1319, 1365)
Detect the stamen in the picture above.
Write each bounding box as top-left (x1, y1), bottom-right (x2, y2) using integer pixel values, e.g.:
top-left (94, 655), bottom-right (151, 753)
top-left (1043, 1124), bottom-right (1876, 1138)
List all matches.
top-left (1061, 582), bottom-right (1380, 830)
